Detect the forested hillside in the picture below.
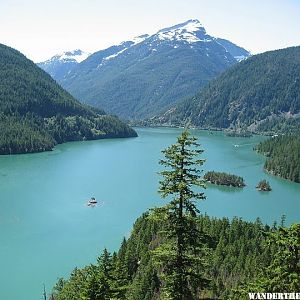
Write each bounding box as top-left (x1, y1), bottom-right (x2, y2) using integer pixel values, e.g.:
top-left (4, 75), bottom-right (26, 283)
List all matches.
top-left (0, 44), bottom-right (137, 154)
top-left (256, 135), bottom-right (300, 182)
top-left (51, 212), bottom-right (299, 300)
top-left (154, 46), bottom-right (300, 134)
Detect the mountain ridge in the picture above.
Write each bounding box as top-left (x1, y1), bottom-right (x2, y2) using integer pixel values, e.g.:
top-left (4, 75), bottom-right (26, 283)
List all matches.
top-left (38, 19), bottom-right (250, 120)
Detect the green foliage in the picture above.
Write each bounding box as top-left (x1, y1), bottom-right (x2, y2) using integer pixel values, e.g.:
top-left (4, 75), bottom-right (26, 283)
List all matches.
top-left (151, 131), bottom-right (209, 299)
top-left (0, 113), bottom-right (137, 155)
top-left (0, 114), bottom-right (55, 154)
top-left (264, 224), bottom-right (300, 291)
top-left (204, 171), bottom-right (245, 187)
top-left (155, 46), bottom-right (300, 134)
top-left (0, 44), bottom-right (95, 117)
top-left (256, 115), bottom-right (300, 135)
top-left (0, 43), bottom-right (137, 154)
top-left (232, 224), bottom-right (300, 299)
top-left (256, 135), bottom-right (300, 182)
top-left (51, 213), bottom-right (280, 300)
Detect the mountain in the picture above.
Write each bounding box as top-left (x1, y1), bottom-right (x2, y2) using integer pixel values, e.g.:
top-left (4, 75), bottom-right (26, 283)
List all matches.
top-left (0, 43), bottom-right (137, 154)
top-left (37, 49), bottom-right (90, 81)
top-left (41, 19), bottom-right (250, 120)
top-left (215, 38), bottom-right (249, 61)
top-left (154, 46), bottom-right (300, 134)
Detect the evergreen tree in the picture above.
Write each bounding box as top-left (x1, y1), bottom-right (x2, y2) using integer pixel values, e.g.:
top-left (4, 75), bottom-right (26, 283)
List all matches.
top-left (95, 248), bottom-right (113, 300)
top-left (253, 224), bottom-right (300, 291)
top-left (232, 224), bottom-right (300, 299)
top-left (152, 130), bottom-right (210, 300)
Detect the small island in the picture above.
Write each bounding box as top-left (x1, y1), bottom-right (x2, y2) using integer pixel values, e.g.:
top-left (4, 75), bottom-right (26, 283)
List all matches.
top-left (256, 180), bottom-right (272, 191)
top-left (204, 171), bottom-right (245, 187)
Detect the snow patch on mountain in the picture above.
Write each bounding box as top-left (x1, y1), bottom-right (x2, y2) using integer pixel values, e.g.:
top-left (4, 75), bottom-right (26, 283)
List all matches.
top-left (131, 34), bottom-right (149, 45)
top-left (234, 55), bottom-right (248, 62)
top-left (102, 34), bottom-right (149, 62)
top-left (59, 50), bottom-right (90, 63)
top-left (100, 19), bottom-right (212, 65)
top-left (104, 48), bottom-right (128, 61)
top-left (155, 19), bottom-right (208, 44)
top-left (158, 19), bottom-right (205, 34)
top-left (42, 49), bottom-right (90, 64)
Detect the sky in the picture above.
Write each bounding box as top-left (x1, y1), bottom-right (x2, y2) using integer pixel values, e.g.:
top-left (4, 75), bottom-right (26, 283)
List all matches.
top-left (1, 0), bottom-right (299, 62)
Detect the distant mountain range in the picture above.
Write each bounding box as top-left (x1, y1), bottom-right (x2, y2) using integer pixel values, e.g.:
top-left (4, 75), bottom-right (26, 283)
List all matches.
top-left (38, 19), bottom-right (250, 119)
top-left (152, 46), bottom-right (300, 134)
top-left (37, 49), bottom-right (90, 81)
top-left (0, 44), bottom-right (136, 154)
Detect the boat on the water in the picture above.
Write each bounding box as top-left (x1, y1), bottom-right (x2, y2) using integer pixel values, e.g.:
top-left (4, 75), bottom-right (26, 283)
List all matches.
top-left (87, 197), bottom-right (97, 206)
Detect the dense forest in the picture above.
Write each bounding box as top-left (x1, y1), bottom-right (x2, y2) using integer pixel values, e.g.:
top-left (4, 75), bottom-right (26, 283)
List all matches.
top-left (0, 113), bottom-right (137, 154)
top-left (255, 135), bottom-right (300, 183)
top-left (152, 46), bottom-right (300, 134)
top-left (50, 131), bottom-right (300, 300)
top-left (51, 213), bottom-right (281, 300)
top-left (0, 43), bottom-right (137, 154)
top-left (204, 171), bottom-right (245, 187)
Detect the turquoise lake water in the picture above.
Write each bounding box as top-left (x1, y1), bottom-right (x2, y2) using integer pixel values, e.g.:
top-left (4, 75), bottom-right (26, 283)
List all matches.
top-left (0, 127), bottom-right (299, 300)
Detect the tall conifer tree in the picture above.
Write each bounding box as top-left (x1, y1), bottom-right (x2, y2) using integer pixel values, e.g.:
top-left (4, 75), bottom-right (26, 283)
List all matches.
top-left (152, 130), bottom-right (210, 300)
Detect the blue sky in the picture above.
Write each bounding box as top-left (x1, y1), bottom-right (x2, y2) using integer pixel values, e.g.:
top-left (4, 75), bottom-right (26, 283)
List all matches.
top-left (1, 0), bottom-right (299, 62)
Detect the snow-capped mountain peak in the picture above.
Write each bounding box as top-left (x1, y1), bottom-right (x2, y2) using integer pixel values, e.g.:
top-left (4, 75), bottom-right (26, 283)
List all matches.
top-left (155, 19), bottom-right (210, 44)
top-left (59, 49), bottom-right (90, 63)
top-left (158, 19), bottom-right (205, 34)
top-left (43, 49), bottom-right (90, 64)
top-left (37, 49), bottom-right (91, 81)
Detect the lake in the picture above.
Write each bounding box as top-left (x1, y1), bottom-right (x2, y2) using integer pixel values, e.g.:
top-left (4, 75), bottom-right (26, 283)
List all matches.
top-left (0, 127), bottom-right (299, 300)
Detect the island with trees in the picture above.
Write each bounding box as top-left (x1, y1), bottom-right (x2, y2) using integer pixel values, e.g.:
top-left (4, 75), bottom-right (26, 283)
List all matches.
top-left (204, 171), bottom-right (246, 187)
top-left (256, 180), bottom-right (272, 191)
